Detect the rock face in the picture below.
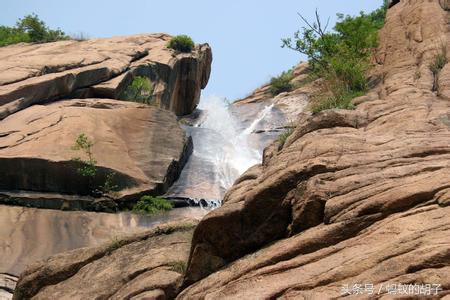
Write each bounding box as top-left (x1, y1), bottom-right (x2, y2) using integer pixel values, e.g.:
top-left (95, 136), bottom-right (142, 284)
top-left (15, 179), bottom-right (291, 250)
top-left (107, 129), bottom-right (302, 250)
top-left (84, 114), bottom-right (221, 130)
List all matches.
top-left (1, 273), bottom-right (17, 300)
top-left (0, 99), bottom-right (192, 210)
top-left (230, 62), bottom-right (315, 156)
top-left (13, 221), bottom-right (196, 300)
top-left (181, 1), bottom-right (450, 298)
top-left (0, 33), bottom-right (212, 118)
top-left (233, 62), bottom-right (314, 124)
top-left (0, 33), bottom-right (212, 210)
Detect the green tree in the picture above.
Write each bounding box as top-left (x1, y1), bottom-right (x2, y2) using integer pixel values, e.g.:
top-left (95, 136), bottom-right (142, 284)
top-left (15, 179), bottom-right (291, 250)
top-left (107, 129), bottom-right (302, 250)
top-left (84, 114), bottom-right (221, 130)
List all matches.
top-left (0, 14), bottom-right (68, 47)
top-left (282, 4), bottom-right (388, 113)
top-left (71, 134), bottom-right (119, 197)
top-left (120, 76), bottom-right (154, 104)
top-left (71, 133), bottom-right (97, 178)
top-left (16, 14), bottom-right (67, 42)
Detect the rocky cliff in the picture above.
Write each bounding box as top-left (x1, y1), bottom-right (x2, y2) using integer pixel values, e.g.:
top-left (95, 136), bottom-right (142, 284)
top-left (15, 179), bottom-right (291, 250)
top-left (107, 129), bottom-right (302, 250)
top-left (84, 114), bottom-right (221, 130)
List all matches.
top-left (0, 33), bottom-right (211, 118)
top-left (181, 0), bottom-right (450, 298)
top-left (13, 221), bottom-right (196, 300)
top-left (12, 0), bottom-right (450, 299)
top-left (0, 34), bottom-right (212, 210)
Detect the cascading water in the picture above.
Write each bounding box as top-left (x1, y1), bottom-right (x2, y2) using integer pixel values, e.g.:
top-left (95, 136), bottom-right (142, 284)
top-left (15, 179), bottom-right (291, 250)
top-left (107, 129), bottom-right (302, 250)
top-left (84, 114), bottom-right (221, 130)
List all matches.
top-left (165, 96), bottom-right (275, 205)
top-left (200, 96), bottom-right (264, 187)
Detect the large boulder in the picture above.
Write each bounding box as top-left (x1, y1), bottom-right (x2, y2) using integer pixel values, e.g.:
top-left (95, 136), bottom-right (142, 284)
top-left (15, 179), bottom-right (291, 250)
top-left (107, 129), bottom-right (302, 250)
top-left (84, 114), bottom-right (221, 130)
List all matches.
top-left (0, 99), bottom-right (192, 210)
top-left (0, 33), bottom-right (212, 118)
top-left (13, 221), bottom-right (196, 300)
top-left (181, 0), bottom-right (450, 297)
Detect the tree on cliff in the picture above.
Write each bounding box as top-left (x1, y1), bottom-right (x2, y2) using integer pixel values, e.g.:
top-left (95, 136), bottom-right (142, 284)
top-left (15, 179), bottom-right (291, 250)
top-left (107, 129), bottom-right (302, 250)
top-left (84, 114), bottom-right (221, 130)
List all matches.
top-left (0, 13), bottom-right (68, 46)
top-left (282, 3), bottom-right (388, 112)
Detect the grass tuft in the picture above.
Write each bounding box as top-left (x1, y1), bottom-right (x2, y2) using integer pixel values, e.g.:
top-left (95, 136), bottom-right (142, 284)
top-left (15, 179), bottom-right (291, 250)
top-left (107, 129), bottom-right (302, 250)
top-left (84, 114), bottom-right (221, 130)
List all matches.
top-left (132, 196), bottom-right (174, 215)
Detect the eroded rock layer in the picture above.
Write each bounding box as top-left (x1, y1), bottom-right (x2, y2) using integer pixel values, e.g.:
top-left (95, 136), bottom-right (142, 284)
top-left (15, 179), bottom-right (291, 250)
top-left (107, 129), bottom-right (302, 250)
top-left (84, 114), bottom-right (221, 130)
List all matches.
top-left (0, 99), bottom-right (192, 210)
top-left (0, 33), bottom-right (212, 118)
top-left (181, 1), bottom-right (450, 298)
top-left (13, 221), bottom-right (196, 300)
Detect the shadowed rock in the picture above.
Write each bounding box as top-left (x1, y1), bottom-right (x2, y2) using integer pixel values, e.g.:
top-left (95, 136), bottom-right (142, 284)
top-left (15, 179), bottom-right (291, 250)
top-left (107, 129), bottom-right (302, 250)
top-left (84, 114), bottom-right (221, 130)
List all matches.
top-left (0, 99), bottom-right (193, 210)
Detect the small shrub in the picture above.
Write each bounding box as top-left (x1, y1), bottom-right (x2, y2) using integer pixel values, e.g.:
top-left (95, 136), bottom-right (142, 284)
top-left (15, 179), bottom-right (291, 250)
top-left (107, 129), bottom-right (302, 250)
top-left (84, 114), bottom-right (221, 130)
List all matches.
top-left (429, 46), bottom-right (447, 91)
top-left (169, 261), bottom-right (187, 274)
top-left (71, 133), bottom-right (97, 177)
top-left (107, 236), bottom-right (126, 253)
top-left (269, 70), bottom-right (294, 95)
top-left (133, 196), bottom-right (174, 215)
top-left (97, 172), bottom-right (119, 196)
top-left (278, 127), bottom-right (294, 146)
top-left (429, 47), bottom-right (448, 76)
top-left (311, 90), bottom-right (363, 114)
top-left (282, 3), bottom-right (387, 112)
top-left (71, 134), bottom-right (119, 197)
top-left (120, 76), bottom-right (154, 104)
top-left (167, 35), bottom-right (195, 53)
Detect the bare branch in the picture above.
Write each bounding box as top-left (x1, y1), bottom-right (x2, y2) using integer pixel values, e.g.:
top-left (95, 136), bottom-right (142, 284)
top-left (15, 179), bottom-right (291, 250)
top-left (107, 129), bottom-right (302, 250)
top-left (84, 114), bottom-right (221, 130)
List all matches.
top-left (297, 9), bottom-right (329, 38)
top-left (324, 17), bottom-right (330, 33)
top-left (297, 12), bottom-right (322, 37)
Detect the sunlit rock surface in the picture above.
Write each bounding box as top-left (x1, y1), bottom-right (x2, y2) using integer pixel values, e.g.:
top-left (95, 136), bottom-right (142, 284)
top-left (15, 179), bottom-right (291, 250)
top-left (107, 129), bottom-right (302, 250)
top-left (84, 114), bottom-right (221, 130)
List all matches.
top-left (181, 1), bottom-right (450, 298)
top-left (0, 33), bottom-right (212, 118)
top-left (0, 205), bottom-right (207, 276)
top-left (0, 99), bottom-right (192, 209)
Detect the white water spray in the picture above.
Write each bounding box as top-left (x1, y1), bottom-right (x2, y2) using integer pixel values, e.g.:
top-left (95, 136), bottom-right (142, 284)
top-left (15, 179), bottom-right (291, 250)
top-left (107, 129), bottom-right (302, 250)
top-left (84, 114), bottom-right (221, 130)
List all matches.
top-left (199, 96), bottom-right (270, 190)
top-left (242, 103), bottom-right (274, 135)
top-left (166, 95), bottom-right (275, 203)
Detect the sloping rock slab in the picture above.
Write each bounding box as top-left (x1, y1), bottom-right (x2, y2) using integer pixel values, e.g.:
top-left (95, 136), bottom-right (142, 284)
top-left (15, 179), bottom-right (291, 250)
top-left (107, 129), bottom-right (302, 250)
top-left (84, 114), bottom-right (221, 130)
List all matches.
top-left (0, 99), bottom-right (192, 210)
top-left (13, 221), bottom-right (196, 300)
top-left (179, 205), bottom-right (450, 299)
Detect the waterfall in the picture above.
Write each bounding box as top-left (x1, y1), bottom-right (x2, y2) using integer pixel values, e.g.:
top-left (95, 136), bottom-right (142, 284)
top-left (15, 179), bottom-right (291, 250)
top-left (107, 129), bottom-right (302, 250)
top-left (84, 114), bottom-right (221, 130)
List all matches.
top-left (242, 103), bottom-right (274, 135)
top-left (166, 95), bottom-right (274, 204)
top-left (198, 96), bottom-right (263, 188)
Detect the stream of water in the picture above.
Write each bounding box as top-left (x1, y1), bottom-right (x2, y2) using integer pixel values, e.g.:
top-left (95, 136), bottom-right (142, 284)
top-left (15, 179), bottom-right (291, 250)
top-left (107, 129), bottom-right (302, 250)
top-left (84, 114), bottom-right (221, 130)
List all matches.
top-left (166, 96), bottom-right (277, 201)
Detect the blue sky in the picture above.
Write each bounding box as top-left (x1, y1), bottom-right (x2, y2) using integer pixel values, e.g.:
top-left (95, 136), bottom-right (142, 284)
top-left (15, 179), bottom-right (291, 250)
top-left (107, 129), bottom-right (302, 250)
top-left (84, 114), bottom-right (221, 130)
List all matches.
top-left (1, 1), bottom-right (383, 100)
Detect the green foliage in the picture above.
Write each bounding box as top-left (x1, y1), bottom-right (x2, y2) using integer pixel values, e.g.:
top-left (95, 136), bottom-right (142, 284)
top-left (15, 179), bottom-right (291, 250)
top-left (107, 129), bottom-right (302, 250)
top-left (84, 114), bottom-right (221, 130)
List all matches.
top-left (0, 14), bottom-right (68, 47)
top-left (311, 90), bottom-right (363, 114)
top-left (98, 172), bottom-right (119, 195)
top-left (169, 261), bottom-right (187, 274)
top-left (133, 196), bottom-right (174, 215)
top-left (167, 35), bottom-right (195, 53)
top-left (107, 236), bottom-right (126, 253)
top-left (282, 4), bottom-right (387, 113)
top-left (71, 133), bottom-right (97, 178)
top-left (270, 70), bottom-right (294, 95)
top-left (429, 46), bottom-right (448, 92)
top-left (120, 76), bottom-right (154, 104)
top-left (429, 46), bottom-right (448, 76)
top-left (278, 127), bottom-right (294, 146)
top-left (0, 26), bottom-right (30, 46)
top-left (71, 134), bottom-right (120, 197)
